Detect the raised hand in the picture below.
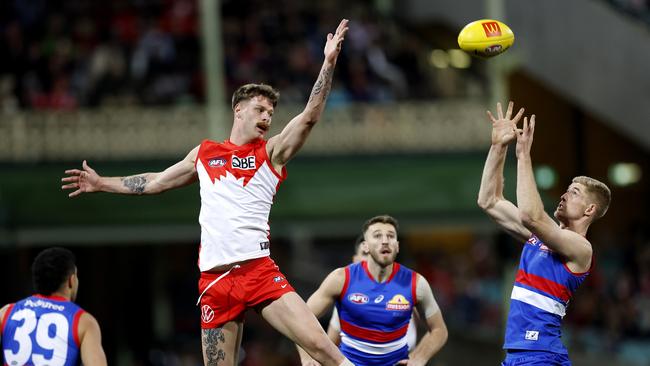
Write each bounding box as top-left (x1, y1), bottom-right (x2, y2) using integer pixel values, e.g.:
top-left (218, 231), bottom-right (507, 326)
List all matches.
top-left (324, 19), bottom-right (349, 63)
top-left (516, 114), bottom-right (536, 158)
top-left (61, 160), bottom-right (101, 197)
top-left (486, 101), bottom-right (525, 146)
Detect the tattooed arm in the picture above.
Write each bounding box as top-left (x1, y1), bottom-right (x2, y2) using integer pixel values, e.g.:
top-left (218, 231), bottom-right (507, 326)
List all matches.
top-left (267, 19), bottom-right (348, 171)
top-left (62, 146), bottom-right (199, 197)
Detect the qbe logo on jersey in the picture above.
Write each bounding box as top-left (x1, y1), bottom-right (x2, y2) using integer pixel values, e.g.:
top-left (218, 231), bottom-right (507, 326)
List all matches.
top-left (232, 155), bottom-right (256, 170)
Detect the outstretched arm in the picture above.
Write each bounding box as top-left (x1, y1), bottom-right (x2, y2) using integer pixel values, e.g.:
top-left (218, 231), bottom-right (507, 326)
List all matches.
top-left (397, 274), bottom-right (447, 365)
top-left (268, 19), bottom-right (349, 171)
top-left (477, 101), bottom-right (531, 243)
top-left (78, 312), bottom-right (107, 366)
top-left (297, 268), bottom-right (345, 365)
top-left (515, 116), bottom-right (592, 271)
top-left (61, 146), bottom-right (199, 197)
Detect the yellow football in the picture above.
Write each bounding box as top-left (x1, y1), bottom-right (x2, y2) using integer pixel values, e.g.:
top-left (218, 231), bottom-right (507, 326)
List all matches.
top-left (458, 19), bottom-right (514, 58)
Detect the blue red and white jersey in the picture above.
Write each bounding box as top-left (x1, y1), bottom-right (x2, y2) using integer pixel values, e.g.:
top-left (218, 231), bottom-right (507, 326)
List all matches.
top-left (1, 295), bottom-right (84, 366)
top-left (504, 235), bottom-right (591, 354)
top-left (195, 139), bottom-right (287, 271)
top-left (337, 261), bottom-right (417, 365)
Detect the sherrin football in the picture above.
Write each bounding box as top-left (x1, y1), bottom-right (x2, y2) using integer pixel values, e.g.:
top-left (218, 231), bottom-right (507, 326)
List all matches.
top-left (458, 19), bottom-right (514, 58)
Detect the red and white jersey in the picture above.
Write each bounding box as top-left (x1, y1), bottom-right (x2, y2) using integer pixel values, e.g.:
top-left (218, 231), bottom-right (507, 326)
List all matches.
top-left (195, 139), bottom-right (286, 271)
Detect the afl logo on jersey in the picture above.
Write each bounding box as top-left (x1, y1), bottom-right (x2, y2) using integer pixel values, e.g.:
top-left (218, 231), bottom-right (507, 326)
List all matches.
top-left (348, 293), bottom-right (369, 304)
top-left (386, 294), bottom-right (410, 311)
top-left (201, 305), bottom-right (215, 323)
top-left (208, 158), bottom-right (227, 167)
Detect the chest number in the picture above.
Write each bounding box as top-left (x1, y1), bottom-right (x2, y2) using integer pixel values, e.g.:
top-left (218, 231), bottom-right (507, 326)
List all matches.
top-left (4, 309), bottom-right (69, 366)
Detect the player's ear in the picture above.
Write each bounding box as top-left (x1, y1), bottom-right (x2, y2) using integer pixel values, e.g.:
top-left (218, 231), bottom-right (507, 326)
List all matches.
top-left (584, 203), bottom-right (597, 218)
top-left (361, 241), bottom-right (369, 254)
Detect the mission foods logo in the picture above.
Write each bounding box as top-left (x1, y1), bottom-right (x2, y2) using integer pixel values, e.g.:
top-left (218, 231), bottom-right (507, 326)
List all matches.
top-left (386, 294), bottom-right (410, 311)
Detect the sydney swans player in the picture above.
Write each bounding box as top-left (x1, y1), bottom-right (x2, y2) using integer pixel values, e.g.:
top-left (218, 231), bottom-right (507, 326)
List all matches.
top-left (62, 19), bottom-right (354, 366)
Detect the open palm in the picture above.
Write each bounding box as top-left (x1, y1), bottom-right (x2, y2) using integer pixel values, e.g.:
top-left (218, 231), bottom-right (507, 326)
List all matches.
top-left (324, 19), bottom-right (349, 63)
top-left (487, 101), bottom-right (524, 146)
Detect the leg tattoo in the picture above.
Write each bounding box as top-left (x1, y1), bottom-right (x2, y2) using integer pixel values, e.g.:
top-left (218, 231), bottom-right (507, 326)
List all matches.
top-left (202, 328), bottom-right (227, 365)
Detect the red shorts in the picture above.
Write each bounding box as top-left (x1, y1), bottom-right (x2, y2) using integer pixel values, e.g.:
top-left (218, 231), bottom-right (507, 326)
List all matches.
top-left (197, 256), bottom-right (295, 329)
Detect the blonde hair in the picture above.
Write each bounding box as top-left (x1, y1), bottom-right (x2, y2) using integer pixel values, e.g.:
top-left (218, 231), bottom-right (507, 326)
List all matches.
top-left (572, 176), bottom-right (611, 219)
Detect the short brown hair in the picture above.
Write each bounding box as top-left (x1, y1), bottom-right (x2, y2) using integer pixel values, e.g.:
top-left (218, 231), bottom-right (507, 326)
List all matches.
top-left (231, 83), bottom-right (280, 110)
top-left (362, 215), bottom-right (399, 236)
top-left (572, 176), bottom-right (611, 219)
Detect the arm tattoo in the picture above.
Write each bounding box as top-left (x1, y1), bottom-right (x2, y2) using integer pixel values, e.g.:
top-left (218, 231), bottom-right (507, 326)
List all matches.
top-left (202, 328), bottom-right (227, 365)
top-left (308, 66), bottom-right (333, 104)
top-left (121, 175), bottom-right (147, 194)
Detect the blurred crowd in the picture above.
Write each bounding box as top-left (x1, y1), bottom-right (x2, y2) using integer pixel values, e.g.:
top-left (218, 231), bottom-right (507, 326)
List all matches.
top-left (607, 0), bottom-right (650, 23)
top-left (0, 0), bottom-right (465, 113)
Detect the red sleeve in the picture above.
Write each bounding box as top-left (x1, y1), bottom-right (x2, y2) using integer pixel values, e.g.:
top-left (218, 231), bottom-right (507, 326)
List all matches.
top-left (0, 303), bottom-right (15, 333)
top-left (339, 267), bottom-right (351, 299)
top-left (411, 272), bottom-right (418, 306)
top-left (72, 309), bottom-right (85, 347)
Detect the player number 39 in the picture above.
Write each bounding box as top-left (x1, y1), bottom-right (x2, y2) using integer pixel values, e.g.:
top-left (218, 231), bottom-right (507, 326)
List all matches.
top-left (4, 309), bottom-right (69, 366)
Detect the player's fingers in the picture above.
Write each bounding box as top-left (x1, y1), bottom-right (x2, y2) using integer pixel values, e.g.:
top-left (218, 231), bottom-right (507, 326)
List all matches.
top-left (496, 102), bottom-right (504, 120)
top-left (64, 169), bottom-right (82, 175)
top-left (68, 189), bottom-right (82, 198)
top-left (523, 116), bottom-right (528, 131)
top-left (61, 183), bottom-right (78, 190)
top-left (506, 101), bottom-right (514, 119)
top-left (530, 115), bottom-right (536, 133)
top-left (61, 176), bottom-right (79, 183)
top-left (486, 110), bottom-right (497, 124)
top-left (337, 19), bottom-right (349, 34)
top-left (512, 108), bottom-right (525, 124)
top-left (82, 160), bottom-right (96, 173)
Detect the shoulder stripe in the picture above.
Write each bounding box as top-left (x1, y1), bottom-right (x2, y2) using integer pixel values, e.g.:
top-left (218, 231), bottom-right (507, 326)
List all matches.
top-left (1, 303), bottom-right (15, 333)
top-left (72, 309), bottom-right (85, 347)
top-left (340, 266), bottom-right (351, 299)
top-left (411, 273), bottom-right (418, 306)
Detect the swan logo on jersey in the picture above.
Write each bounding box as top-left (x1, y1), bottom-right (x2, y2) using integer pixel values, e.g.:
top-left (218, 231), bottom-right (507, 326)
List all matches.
top-left (208, 158), bottom-right (227, 167)
top-left (273, 276), bottom-right (284, 283)
top-left (386, 294), bottom-right (410, 311)
top-left (348, 293), bottom-right (369, 304)
top-left (201, 305), bottom-right (215, 323)
top-left (232, 155), bottom-right (256, 170)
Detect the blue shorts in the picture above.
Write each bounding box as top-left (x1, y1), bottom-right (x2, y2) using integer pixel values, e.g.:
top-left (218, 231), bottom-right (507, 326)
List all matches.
top-left (501, 350), bottom-right (571, 366)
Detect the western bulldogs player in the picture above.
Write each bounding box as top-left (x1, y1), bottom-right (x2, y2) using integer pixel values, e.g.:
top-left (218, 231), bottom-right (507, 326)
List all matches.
top-left (299, 215), bottom-right (448, 366)
top-left (62, 19), bottom-right (354, 366)
top-left (1, 247), bottom-right (106, 366)
top-left (326, 235), bottom-right (419, 353)
top-left (478, 102), bottom-right (611, 365)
